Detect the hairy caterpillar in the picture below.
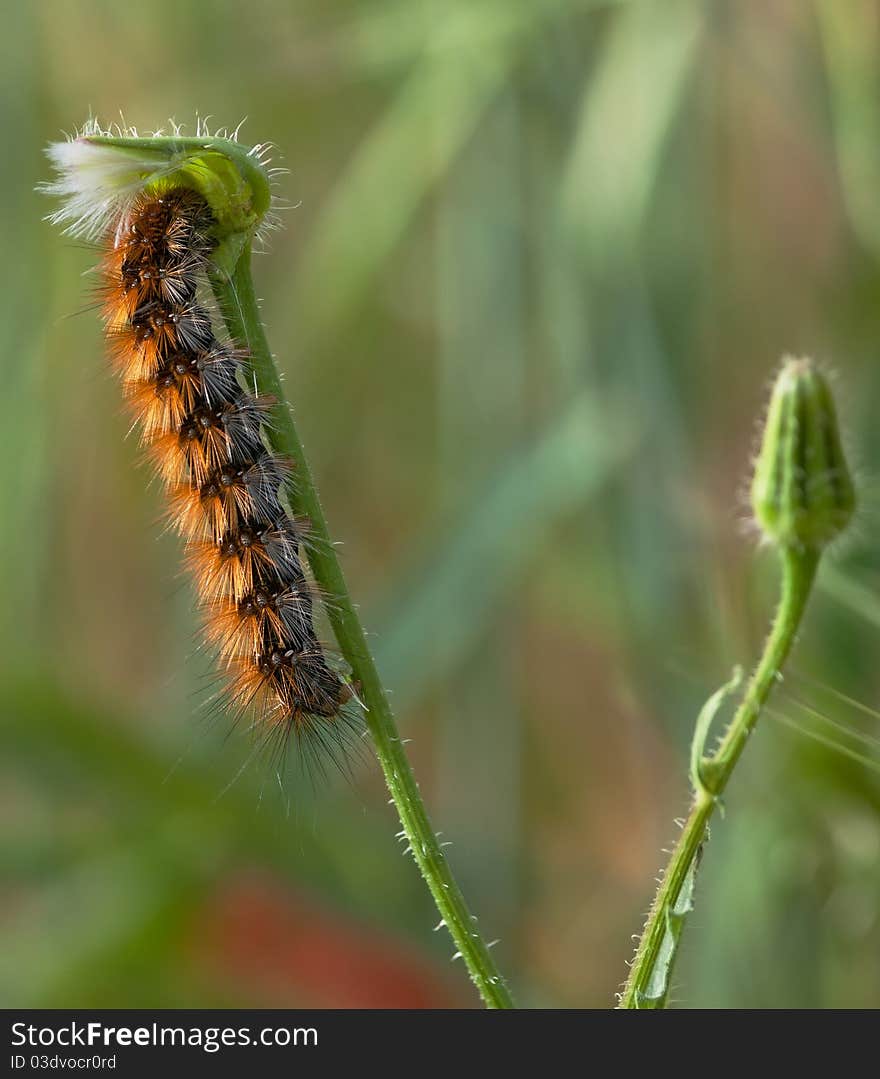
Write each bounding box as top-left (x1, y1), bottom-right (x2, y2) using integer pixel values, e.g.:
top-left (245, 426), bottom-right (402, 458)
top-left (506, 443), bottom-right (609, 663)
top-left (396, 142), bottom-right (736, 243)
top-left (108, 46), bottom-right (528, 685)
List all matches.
top-left (43, 127), bottom-right (519, 1010)
top-left (51, 156), bottom-right (355, 761)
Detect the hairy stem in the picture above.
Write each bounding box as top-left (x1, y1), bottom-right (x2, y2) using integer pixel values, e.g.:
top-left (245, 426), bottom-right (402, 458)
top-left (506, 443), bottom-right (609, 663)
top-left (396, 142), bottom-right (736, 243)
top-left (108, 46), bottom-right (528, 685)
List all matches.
top-left (619, 544), bottom-right (820, 1008)
top-left (209, 243), bottom-right (515, 1009)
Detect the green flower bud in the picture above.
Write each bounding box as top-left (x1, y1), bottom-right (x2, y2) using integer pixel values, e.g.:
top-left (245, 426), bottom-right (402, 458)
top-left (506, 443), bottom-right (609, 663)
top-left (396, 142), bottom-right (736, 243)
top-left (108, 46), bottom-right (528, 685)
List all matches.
top-left (751, 357), bottom-right (855, 550)
top-left (42, 120), bottom-right (274, 275)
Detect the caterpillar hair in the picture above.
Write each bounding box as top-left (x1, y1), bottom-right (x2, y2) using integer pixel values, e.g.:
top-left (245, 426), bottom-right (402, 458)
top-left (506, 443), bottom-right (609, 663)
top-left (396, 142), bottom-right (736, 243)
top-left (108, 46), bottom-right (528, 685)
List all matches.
top-left (45, 134), bottom-right (358, 769)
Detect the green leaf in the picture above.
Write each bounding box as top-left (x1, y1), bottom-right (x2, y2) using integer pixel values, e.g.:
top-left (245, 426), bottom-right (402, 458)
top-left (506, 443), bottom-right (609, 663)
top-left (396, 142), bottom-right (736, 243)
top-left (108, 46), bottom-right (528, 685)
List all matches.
top-left (689, 667), bottom-right (742, 802)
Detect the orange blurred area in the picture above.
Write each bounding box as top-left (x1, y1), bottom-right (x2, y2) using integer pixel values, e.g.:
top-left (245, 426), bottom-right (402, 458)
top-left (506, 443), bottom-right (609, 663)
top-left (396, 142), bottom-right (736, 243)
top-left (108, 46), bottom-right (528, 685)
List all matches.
top-left (190, 876), bottom-right (465, 1008)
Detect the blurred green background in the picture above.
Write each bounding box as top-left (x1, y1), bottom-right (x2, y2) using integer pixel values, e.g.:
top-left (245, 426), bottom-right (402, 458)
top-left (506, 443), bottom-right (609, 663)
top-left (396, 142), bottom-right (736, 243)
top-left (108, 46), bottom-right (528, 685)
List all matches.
top-left (2, 0), bottom-right (879, 1009)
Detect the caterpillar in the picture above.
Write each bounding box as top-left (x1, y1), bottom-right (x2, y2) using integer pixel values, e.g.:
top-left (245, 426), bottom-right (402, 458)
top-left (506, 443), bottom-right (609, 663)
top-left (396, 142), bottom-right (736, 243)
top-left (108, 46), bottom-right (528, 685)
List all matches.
top-left (92, 182), bottom-right (354, 759)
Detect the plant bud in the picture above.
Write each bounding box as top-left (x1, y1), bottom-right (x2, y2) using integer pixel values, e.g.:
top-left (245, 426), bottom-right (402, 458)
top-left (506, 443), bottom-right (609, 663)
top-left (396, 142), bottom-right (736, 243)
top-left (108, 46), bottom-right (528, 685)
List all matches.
top-left (42, 120), bottom-right (272, 274)
top-left (751, 358), bottom-right (855, 549)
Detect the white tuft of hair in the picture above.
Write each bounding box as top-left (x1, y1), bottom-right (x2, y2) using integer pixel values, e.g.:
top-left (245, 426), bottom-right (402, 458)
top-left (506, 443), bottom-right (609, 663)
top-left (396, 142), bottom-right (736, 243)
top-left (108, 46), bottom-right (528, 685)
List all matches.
top-left (40, 137), bottom-right (176, 240)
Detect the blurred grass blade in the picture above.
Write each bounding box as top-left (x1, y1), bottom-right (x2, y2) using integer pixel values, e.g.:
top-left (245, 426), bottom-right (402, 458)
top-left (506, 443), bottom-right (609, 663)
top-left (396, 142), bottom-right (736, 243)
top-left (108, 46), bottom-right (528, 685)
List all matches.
top-left (818, 563), bottom-right (880, 627)
top-left (294, 36), bottom-right (507, 335)
top-left (562, 0), bottom-right (701, 255)
top-left (0, 2), bottom-right (49, 657)
top-left (816, 0), bottom-right (880, 259)
top-left (295, 0), bottom-right (608, 338)
top-left (373, 392), bottom-right (637, 708)
top-left (0, 679), bottom-right (429, 931)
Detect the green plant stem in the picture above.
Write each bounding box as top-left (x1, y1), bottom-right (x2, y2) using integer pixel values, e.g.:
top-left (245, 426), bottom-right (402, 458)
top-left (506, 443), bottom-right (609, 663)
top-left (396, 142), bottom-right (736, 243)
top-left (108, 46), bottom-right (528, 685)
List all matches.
top-left (618, 544), bottom-right (820, 1009)
top-left (208, 243), bottom-right (515, 1009)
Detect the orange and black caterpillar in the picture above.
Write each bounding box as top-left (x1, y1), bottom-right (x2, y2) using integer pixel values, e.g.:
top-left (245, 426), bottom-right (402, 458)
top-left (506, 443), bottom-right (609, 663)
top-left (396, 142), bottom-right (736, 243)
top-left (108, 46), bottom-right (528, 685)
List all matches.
top-left (102, 187), bottom-right (352, 753)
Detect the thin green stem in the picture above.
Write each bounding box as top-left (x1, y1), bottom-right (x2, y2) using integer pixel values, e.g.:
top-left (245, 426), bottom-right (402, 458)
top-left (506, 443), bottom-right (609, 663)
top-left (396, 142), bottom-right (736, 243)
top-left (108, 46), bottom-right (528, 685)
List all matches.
top-left (618, 544), bottom-right (820, 1009)
top-left (208, 244), bottom-right (515, 1009)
